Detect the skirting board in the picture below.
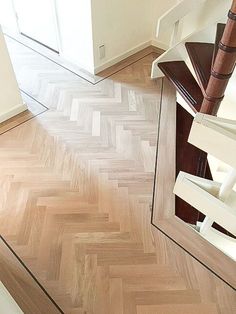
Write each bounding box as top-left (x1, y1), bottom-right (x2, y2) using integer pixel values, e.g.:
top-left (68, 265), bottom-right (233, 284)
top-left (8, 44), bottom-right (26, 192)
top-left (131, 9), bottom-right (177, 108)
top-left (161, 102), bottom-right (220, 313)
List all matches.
top-left (0, 281), bottom-right (23, 314)
top-left (5, 28), bottom-right (168, 78)
top-left (0, 103), bottom-right (28, 124)
top-left (94, 39), bottom-right (167, 74)
top-left (151, 39), bottom-right (170, 51)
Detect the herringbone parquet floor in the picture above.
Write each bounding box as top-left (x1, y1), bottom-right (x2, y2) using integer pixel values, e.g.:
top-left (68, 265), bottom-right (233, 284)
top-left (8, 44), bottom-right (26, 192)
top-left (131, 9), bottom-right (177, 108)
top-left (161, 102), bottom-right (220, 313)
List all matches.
top-left (0, 37), bottom-right (235, 314)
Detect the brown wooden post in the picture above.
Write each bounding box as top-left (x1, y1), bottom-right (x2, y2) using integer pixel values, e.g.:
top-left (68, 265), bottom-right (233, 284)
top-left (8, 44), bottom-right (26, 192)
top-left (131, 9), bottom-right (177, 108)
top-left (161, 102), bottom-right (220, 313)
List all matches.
top-left (200, 0), bottom-right (236, 114)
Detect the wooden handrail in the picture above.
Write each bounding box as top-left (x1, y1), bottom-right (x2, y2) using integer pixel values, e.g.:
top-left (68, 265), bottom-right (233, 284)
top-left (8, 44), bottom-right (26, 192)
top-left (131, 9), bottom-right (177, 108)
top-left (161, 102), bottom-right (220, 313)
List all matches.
top-left (200, 0), bottom-right (236, 114)
top-left (232, 0), bottom-right (236, 11)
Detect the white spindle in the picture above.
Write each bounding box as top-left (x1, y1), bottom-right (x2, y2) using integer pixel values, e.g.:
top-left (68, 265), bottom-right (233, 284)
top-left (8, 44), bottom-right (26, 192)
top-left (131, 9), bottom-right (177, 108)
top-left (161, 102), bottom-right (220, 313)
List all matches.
top-left (200, 216), bottom-right (214, 235)
top-left (200, 168), bottom-right (236, 235)
top-left (170, 20), bottom-right (180, 46)
top-left (219, 168), bottom-right (236, 201)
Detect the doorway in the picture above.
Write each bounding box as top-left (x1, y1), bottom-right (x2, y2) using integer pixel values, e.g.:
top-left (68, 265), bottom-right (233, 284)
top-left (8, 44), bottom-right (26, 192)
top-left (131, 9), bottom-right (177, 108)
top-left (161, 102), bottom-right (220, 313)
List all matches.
top-left (14, 0), bottom-right (59, 52)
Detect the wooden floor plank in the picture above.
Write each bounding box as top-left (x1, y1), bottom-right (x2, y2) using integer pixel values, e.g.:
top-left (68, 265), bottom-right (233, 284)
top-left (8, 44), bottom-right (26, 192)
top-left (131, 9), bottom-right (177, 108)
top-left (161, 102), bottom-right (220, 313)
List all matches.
top-left (0, 39), bottom-right (235, 314)
top-left (0, 237), bottom-right (62, 314)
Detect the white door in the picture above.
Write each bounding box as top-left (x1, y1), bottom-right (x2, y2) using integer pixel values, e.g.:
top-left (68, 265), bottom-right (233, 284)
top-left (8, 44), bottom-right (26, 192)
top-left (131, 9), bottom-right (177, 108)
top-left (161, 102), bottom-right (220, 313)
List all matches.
top-left (14, 0), bottom-right (59, 52)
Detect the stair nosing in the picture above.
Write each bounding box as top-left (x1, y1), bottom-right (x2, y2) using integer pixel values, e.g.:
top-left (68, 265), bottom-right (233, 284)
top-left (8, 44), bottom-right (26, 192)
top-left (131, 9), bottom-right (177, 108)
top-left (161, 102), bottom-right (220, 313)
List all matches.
top-left (158, 61), bottom-right (202, 112)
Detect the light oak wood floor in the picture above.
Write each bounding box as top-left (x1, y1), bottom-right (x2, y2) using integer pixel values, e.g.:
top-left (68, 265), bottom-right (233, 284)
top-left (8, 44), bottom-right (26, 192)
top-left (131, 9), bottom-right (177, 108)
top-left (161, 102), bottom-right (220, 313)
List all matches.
top-left (0, 237), bottom-right (62, 313)
top-left (0, 38), bottom-right (235, 314)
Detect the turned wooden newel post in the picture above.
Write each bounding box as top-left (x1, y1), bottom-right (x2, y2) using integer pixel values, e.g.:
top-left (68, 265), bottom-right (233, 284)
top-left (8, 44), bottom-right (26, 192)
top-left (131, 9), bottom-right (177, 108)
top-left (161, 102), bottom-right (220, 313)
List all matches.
top-left (200, 0), bottom-right (236, 115)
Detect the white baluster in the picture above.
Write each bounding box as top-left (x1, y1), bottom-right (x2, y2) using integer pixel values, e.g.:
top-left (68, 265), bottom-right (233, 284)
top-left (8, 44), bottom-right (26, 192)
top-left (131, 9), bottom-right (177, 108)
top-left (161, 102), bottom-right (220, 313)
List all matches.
top-left (219, 168), bottom-right (236, 201)
top-left (170, 20), bottom-right (180, 46)
top-left (200, 216), bottom-right (214, 235)
top-left (200, 168), bottom-right (236, 235)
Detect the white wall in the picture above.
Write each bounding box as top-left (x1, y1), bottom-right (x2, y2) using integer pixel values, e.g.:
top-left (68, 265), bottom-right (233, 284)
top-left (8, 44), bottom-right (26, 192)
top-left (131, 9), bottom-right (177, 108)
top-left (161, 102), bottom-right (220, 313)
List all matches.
top-left (0, 281), bottom-right (23, 314)
top-left (56, 0), bottom-right (95, 73)
top-left (0, 0), bottom-right (178, 74)
top-left (14, 0), bottom-right (59, 52)
top-left (91, 0), bottom-right (177, 73)
top-left (180, 0), bottom-right (231, 39)
top-left (0, 0), bottom-right (18, 32)
top-left (0, 27), bottom-right (26, 123)
top-left (0, 0), bottom-right (95, 73)
top-left (0, 0), bottom-right (230, 75)
top-left (150, 0), bottom-right (178, 48)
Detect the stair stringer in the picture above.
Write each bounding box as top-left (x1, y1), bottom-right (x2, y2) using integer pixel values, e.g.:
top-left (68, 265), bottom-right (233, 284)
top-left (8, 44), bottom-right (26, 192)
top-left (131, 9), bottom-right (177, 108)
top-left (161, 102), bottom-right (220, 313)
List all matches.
top-left (151, 22), bottom-right (218, 79)
top-left (174, 171), bottom-right (236, 237)
top-left (188, 113), bottom-right (236, 169)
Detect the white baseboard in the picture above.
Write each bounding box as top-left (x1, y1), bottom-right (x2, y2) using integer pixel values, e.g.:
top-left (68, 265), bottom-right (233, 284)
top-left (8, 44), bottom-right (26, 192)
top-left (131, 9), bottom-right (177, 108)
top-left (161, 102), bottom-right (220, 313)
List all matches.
top-left (5, 28), bottom-right (168, 77)
top-left (94, 39), bottom-right (162, 74)
top-left (151, 39), bottom-right (169, 51)
top-left (59, 52), bottom-right (95, 75)
top-left (0, 103), bottom-right (28, 123)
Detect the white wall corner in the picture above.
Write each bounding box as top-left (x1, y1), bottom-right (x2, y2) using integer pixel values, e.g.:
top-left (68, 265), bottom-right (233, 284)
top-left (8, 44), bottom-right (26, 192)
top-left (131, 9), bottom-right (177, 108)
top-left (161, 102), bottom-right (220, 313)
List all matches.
top-left (151, 39), bottom-right (169, 51)
top-left (0, 103), bottom-right (28, 124)
top-left (0, 26), bottom-right (27, 124)
top-left (94, 40), bottom-right (152, 74)
top-left (94, 38), bottom-right (168, 75)
top-left (59, 51), bottom-right (95, 75)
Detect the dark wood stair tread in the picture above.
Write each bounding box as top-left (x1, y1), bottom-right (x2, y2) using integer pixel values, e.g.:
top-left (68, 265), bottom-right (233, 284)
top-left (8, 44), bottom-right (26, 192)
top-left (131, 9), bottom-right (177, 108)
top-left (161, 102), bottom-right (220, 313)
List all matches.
top-left (158, 61), bottom-right (203, 112)
top-left (213, 23), bottom-right (226, 66)
top-left (185, 42), bottom-right (214, 91)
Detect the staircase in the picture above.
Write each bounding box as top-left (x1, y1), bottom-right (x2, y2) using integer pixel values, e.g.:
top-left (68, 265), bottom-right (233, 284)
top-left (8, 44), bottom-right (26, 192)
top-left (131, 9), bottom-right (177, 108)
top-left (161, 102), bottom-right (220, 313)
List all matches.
top-left (174, 113), bottom-right (236, 260)
top-left (153, 0), bottom-right (236, 248)
top-left (157, 22), bottom-right (226, 116)
top-left (157, 22), bottom-right (227, 224)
